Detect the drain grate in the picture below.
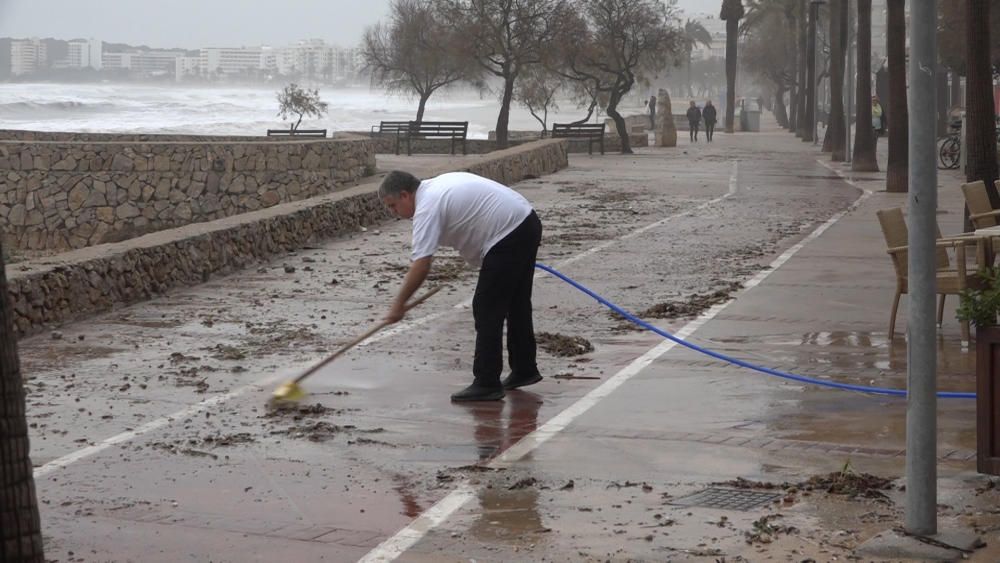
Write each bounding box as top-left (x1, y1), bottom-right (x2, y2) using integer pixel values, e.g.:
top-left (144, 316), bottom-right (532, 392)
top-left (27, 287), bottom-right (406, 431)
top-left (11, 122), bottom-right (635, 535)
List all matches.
top-left (668, 488), bottom-right (782, 511)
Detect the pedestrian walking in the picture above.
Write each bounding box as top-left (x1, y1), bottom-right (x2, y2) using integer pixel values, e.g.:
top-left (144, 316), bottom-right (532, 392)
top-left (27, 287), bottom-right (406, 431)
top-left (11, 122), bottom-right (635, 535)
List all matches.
top-left (686, 101), bottom-right (702, 142)
top-left (379, 170), bottom-right (543, 402)
top-left (871, 96), bottom-right (885, 138)
top-left (702, 100), bottom-right (717, 142)
top-left (648, 94), bottom-right (657, 129)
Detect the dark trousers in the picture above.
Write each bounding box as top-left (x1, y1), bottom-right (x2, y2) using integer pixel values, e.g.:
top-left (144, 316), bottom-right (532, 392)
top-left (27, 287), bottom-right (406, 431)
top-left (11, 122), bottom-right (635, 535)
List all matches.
top-left (472, 211), bottom-right (542, 387)
top-left (705, 122), bottom-right (715, 141)
top-left (689, 123), bottom-right (700, 141)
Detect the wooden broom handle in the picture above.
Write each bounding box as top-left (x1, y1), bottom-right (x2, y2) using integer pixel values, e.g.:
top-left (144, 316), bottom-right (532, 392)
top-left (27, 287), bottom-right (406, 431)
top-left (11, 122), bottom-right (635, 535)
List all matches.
top-left (293, 286), bottom-right (442, 384)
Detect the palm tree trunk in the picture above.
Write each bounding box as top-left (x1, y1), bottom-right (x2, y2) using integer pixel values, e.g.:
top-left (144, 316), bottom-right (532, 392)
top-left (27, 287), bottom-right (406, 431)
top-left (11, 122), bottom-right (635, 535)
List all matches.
top-left (936, 66), bottom-right (949, 137)
top-left (886, 0), bottom-right (908, 193)
top-left (825, 0), bottom-right (847, 160)
top-left (774, 86), bottom-right (789, 127)
top-left (950, 70), bottom-right (961, 110)
top-left (796, 0), bottom-right (810, 138)
top-left (0, 240), bottom-right (45, 563)
top-left (724, 16), bottom-right (739, 133)
top-left (802, 0), bottom-right (819, 143)
top-left (966, 0), bottom-right (999, 205)
top-left (852, 0), bottom-right (878, 171)
top-left (687, 52), bottom-right (694, 98)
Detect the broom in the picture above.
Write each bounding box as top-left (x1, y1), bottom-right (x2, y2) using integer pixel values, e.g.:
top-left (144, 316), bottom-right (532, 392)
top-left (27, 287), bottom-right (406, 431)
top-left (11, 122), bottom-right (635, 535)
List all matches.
top-left (268, 285), bottom-right (442, 406)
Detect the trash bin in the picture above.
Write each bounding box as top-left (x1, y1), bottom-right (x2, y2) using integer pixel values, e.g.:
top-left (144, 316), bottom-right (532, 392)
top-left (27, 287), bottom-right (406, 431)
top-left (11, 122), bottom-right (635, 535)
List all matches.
top-left (744, 110), bottom-right (761, 132)
top-left (742, 98), bottom-right (761, 132)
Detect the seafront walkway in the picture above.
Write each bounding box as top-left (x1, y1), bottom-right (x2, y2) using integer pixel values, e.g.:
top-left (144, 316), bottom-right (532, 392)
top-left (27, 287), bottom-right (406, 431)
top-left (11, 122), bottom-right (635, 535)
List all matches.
top-left (18, 114), bottom-right (1000, 561)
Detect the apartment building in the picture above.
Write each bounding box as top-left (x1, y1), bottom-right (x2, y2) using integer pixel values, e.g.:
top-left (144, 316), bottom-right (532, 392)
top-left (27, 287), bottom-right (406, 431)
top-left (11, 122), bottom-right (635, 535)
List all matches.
top-left (102, 50), bottom-right (184, 74)
top-left (199, 47), bottom-right (264, 76)
top-left (66, 39), bottom-right (102, 70)
top-left (11, 38), bottom-right (47, 75)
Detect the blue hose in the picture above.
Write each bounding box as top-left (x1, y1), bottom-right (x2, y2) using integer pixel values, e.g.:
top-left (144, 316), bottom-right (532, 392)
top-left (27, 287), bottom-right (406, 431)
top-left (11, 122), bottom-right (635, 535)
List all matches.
top-left (534, 263), bottom-right (977, 400)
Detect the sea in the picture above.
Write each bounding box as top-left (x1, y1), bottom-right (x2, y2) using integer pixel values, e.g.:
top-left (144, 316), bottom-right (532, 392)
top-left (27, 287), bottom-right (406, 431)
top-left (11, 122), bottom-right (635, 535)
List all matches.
top-left (0, 83), bottom-right (645, 139)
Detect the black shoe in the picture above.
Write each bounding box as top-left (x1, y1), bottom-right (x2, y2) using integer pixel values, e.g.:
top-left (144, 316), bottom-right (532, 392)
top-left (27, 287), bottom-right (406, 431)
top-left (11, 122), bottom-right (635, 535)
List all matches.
top-left (501, 372), bottom-right (543, 390)
top-left (451, 383), bottom-right (505, 402)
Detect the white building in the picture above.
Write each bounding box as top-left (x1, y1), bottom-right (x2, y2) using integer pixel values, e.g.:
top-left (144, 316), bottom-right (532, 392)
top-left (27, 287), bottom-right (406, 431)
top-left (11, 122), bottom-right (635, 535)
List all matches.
top-left (688, 13), bottom-right (727, 60)
top-left (175, 56), bottom-right (200, 81)
top-left (67, 39), bottom-right (103, 70)
top-left (199, 47), bottom-right (264, 76)
top-left (102, 50), bottom-right (183, 74)
top-left (11, 38), bottom-right (47, 75)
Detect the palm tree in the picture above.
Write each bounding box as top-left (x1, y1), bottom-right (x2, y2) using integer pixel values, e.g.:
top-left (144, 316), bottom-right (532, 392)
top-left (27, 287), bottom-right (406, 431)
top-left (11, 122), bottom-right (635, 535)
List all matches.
top-left (885, 0), bottom-right (908, 192)
top-left (720, 0), bottom-right (745, 133)
top-left (682, 19), bottom-right (713, 97)
top-left (828, 0), bottom-right (848, 160)
top-left (795, 0), bottom-right (809, 138)
top-left (743, 0), bottom-right (800, 132)
top-left (851, 0), bottom-right (878, 171)
top-left (0, 240), bottom-right (45, 563)
top-left (966, 0), bottom-right (999, 206)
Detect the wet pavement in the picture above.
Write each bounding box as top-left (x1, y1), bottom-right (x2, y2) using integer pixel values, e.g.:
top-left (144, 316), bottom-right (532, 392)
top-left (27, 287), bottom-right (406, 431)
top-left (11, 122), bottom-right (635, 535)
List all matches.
top-left (17, 118), bottom-right (1000, 561)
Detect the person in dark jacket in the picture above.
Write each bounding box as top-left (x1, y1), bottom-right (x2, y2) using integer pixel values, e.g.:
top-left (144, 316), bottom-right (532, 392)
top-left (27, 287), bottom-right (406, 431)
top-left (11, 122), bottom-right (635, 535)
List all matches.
top-left (702, 100), bottom-right (718, 142)
top-left (686, 101), bottom-right (702, 142)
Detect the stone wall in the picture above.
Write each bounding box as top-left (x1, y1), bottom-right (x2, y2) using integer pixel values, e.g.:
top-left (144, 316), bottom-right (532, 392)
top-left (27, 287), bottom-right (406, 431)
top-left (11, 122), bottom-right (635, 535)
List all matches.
top-left (363, 134), bottom-right (501, 155)
top-left (6, 138), bottom-right (568, 338)
top-left (0, 132), bottom-right (375, 252)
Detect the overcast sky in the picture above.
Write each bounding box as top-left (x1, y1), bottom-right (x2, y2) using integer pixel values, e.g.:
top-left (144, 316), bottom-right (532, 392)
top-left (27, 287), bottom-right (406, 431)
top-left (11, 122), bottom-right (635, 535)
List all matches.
top-left (0, 0), bottom-right (721, 49)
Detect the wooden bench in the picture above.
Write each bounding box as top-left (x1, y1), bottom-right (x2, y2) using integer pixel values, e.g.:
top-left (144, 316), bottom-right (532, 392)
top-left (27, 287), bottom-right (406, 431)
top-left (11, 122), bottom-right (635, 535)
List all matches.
top-left (551, 123), bottom-right (606, 155)
top-left (371, 121), bottom-right (410, 154)
top-left (266, 129), bottom-right (327, 138)
top-left (404, 121), bottom-right (468, 156)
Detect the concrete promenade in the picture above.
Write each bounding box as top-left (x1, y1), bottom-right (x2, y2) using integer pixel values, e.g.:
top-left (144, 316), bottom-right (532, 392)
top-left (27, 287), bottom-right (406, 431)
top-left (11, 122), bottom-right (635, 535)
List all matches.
top-left (17, 116), bottom-right (1000, 561)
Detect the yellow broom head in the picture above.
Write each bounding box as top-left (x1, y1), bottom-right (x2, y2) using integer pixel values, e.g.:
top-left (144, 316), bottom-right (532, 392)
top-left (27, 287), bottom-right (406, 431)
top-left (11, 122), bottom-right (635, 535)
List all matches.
top-left (270, 381), bottom-right (307, 405)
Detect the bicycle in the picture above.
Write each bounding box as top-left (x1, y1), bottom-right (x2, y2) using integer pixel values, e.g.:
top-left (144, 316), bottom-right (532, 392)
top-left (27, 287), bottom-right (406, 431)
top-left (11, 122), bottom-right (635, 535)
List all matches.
top-left (937, 117), bottom-right (1000, 170)
top-left (938, 119), bottom-right (961, 170)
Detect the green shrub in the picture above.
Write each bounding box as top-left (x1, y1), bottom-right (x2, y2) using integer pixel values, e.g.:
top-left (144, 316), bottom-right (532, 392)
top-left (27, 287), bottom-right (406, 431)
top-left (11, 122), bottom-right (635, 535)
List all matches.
top-left (958, 265), bottom-right (1000, 327)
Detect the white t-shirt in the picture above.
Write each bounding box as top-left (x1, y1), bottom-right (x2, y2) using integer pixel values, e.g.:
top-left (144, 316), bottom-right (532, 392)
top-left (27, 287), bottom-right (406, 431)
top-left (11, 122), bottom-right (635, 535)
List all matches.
top-left (410, 172), bottom-right (533, 267)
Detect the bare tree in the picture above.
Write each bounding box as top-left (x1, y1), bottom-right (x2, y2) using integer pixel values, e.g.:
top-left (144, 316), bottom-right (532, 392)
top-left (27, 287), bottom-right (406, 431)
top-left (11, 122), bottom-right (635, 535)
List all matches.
top-left (276, 83), bottom-right (328, 132)
top-left (851, 0), bottom-right (878, 171)
top-left (0, 239), bottom-right (45, 563)
top-left (515, 65), bottom-right (564, 137)
top-left (557, 0), bottom-right (682, 154)
top-left (885, 0), bottom-right (908, 192)
top-left (362, 0), bottom-right (473, 122)
top-left (720, 0), bottom-right (745, 133)
top-left (442, 0), bottom-right (570, 148)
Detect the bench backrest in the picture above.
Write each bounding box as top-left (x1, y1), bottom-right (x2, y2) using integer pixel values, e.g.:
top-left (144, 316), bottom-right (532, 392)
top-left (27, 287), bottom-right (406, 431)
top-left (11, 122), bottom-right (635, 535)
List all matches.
top-left (267, 129), bottom-right (327, 137)
top-left (408, 121), bottom-right (468, 137)
top-left (551, 123), bottom-right (606, 138)
top-left (377, 121), bottom-right (411, 133)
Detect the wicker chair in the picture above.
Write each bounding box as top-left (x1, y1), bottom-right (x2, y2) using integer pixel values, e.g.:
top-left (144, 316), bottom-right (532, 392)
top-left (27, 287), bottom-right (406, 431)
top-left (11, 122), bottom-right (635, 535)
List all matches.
top-left (961, 180), bottom-right (1000, 229)
top-left (876, 207), bottom-right (984, 344)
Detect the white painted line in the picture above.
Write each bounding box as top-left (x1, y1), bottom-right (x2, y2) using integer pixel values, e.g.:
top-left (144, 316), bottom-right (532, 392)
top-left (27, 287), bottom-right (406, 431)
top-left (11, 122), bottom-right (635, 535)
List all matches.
top-left (32, 162), bottom-right (741, 480)
top-left (357, 159), bottom-right (869, 562)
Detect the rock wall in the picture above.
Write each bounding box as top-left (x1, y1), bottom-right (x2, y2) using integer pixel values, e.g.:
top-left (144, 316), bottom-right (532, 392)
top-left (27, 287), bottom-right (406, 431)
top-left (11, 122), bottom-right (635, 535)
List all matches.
top-left (0, 132), bottom-right (376, 251)
top-left (656, 88), bottom-right (678, 147)
top-left (6, 138), bottom-right (568, 338)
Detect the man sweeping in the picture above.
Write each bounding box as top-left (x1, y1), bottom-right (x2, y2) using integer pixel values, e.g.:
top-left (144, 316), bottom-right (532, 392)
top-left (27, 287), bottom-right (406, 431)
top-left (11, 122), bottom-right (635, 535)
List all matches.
top-left (379, 170), bottom-right (543, 402)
